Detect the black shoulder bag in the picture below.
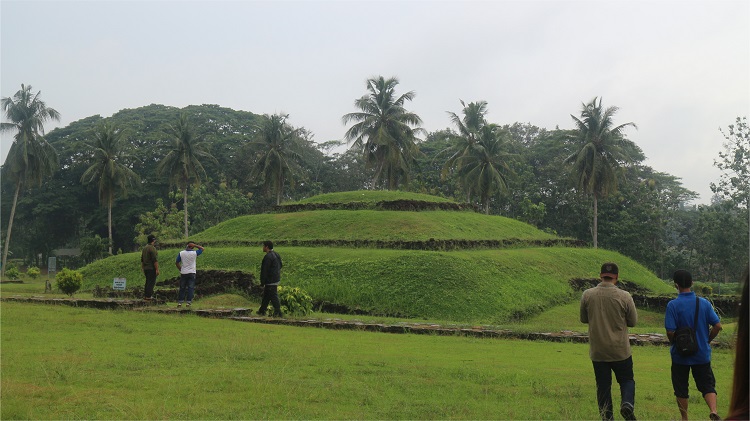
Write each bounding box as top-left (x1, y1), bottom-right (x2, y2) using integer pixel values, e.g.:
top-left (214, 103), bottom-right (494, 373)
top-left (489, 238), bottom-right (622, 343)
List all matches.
top-left (673, 297), bottom-right (700, 357)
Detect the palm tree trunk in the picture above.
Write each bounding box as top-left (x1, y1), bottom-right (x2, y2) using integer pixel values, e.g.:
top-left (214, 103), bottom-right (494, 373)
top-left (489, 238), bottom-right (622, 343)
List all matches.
top-left (107, 193), bottom-right (113, 255)
top-left (183, 185), bottom-right (189, 239)
top-left (276, 173), bottom-right (283, 206)
top-left (2, 179), bottom-right (22, 278)
top-left (593, 195), bottom-right (599, 249)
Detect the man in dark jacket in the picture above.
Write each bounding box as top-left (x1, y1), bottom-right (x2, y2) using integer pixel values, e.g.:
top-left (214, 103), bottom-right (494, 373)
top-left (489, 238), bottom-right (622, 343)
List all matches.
top-left (141, 235), bottom-right (159, 300)
top-left (258, 240), bottom-right (283, 317)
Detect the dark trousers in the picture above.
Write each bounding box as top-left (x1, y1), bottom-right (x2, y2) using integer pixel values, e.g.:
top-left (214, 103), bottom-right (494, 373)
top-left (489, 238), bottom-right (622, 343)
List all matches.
top-left (592, 356), bottom-right (636, 421)
top-left (178, 273), bottom-right (196, 303)
top-left (258, 285), bottom-right (282, 316)
top-left (143, 269), bottom-right (157, 298)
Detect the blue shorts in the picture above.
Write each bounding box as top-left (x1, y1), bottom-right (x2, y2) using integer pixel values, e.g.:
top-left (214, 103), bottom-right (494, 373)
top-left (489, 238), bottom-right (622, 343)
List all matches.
top-left (671, 362), bottom-right (717, 398)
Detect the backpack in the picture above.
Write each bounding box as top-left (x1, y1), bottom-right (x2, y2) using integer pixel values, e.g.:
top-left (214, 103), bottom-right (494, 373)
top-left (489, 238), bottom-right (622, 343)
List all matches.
top-left (673, 297), bottom-right (700, 357)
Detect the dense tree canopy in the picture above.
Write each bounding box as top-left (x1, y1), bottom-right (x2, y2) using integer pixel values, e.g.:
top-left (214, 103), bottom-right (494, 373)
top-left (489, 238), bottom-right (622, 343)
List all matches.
top-left (1, 97), bottom-right (746, 283)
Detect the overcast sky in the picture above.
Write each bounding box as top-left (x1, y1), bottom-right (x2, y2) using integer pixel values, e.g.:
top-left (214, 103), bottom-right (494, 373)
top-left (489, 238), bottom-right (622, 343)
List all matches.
top-left (2, 0), bottom-right (748, 204)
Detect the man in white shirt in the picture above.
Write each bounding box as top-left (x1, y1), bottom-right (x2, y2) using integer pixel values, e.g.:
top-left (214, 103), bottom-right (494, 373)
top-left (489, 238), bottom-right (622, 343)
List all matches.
top-left (175, 241), bottom-right (204, 308)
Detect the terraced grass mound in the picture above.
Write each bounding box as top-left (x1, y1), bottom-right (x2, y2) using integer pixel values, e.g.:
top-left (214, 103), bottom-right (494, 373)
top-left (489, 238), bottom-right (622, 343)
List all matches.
top-left (290, 190), bottom-right (455, 204)
top-left (160, 210), bottom-right (567, 248)
top-left (78, 190), bottom-right (674, 324)
top-left (80, 246), bottom-right (674, 324)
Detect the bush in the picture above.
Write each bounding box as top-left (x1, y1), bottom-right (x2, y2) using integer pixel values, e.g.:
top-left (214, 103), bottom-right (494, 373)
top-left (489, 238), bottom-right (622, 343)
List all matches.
top-left (278, 286), bottom-right (313, 316)
top-left (4, 267), bottom-right (21, 280)
top-left (26, 267), bottom-right (41, 279)
top-left (56, 268), bottom-right (83, 297)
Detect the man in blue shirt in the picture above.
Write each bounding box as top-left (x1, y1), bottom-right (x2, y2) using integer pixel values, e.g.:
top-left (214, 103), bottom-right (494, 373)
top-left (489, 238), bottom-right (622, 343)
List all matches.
top-left (665, 269), bottom-right (723, 421)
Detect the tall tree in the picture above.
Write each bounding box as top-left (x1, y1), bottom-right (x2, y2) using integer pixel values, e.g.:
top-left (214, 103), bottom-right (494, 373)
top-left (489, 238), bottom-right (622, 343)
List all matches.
top-left (80, 121), bottom-right (140, 254)
top-left (711, 116), bottom-right (750, 265)
top-left (157, 113), bottom-right (216, 238)
top-left (565, 97), bottom-right (639, 248)
top-left (342, 76), bottom-right (423, 189)
top-left (455, 125), bottom-right (514, 214)
top-left (247, 114), bottom-right (303, 205)
top-left (0, 84), bottom-right (60, 276)
top-left (442, 100), bottom-right (490, 202)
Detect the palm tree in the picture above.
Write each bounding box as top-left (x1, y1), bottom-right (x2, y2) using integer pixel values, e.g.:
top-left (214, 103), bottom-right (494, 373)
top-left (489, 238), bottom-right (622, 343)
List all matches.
top-left (157, 113), bottom-right (216, 238)
top-left (1, 84), bottom-right (60, 277)
top-left (565, 97), bottom-right (637, 248)
top-left (248, 114), bottom-right (303, 206)
top-left (80, 122), bottom-right (140, 255)
top-left (342, 76), bottom-right (424, 189)
top-left (455, 125), bottom-right (513, 214)
top-left (441, 100), bottom-right (490, 202)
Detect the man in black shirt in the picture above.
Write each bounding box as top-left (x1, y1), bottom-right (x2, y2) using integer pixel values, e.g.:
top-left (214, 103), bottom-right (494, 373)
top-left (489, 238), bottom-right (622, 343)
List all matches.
top-left (257, 240), bottom-right (283, 317)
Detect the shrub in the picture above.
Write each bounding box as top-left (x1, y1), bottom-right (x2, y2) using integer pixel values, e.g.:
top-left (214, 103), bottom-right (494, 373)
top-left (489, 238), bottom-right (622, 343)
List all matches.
top-left (56, 268), bottom-right (83, 297)
top-left (278, 286), bottom-right (313, 316)
top-left (700, 285), bottom-right (713, 296)
top-left (26, 267), bottom-right (41, 279)
top-left (4, 267), bottom-right (21, 280)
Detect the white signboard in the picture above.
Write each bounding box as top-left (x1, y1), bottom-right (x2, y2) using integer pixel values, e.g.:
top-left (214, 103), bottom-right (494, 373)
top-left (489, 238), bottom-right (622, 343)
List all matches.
top-left (48, 257), bottom-right (56, 273)
top-left (113, 278), bottom-right (126, 291)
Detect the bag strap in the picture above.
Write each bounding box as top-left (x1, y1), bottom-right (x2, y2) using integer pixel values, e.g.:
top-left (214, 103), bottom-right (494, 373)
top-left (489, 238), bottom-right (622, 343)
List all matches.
top-left (692, 296), bottom-right (700, 328)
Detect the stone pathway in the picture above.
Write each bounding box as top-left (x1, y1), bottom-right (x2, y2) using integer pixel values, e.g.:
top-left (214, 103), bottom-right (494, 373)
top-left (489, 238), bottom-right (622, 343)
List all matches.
top-left (2, 296), bottom-right (718, 348)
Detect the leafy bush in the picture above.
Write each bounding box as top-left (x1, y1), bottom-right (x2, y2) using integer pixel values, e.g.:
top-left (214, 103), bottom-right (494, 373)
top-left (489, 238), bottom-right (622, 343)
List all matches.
top-left (26, 267), bottom-right (41, 279)
top-left (278, 286), bottom-right (313, 316)
top-left (4, 267), bottom-right (20, 280)
top-left (56, 268), bottom-right (83, 297)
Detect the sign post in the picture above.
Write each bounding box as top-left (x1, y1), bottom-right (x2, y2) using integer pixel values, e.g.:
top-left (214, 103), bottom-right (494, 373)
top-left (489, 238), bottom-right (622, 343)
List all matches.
top-left (113, 278), bottom-right (126, 291)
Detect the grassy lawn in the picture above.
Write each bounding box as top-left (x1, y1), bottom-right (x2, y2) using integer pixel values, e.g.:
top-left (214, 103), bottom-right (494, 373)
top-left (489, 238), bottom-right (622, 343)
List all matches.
top-left (0, 302), bottom-right (736, 420)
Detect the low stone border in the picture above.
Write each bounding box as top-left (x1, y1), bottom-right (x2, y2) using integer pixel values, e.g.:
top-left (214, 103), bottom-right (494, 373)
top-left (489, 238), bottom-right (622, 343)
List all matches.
top-left (3, 297), bottom-right (729, 349)
top-left (1, 296), bottom-right (163, 309)
top-left (227, 315), bottom-right (678, 347)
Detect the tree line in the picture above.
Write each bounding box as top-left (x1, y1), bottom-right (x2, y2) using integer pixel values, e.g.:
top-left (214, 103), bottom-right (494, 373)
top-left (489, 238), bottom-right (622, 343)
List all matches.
top-left (2, 79), bottom-right (748, 282)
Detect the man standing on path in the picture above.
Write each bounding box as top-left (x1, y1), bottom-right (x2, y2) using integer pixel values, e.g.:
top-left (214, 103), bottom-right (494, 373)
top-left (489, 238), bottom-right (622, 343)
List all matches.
top-left (665, 269), bottom-right (723, 421)
top-left (257, 240), bottom-right (283, 317)
top-left (175, 241), bottom-right (204, 308)
top-left (141, 235), bottom-right (159, 300)
top-left (581, 262), bottom-right (638, 421)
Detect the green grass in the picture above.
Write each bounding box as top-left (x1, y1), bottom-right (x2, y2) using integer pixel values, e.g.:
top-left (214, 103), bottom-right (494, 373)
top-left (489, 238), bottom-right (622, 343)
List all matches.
top-left (289, 190), bottom-right (455, 204)
top-left (1, 302), bottom-right (735, 420)
top-left (76, 246), bottom-right (674, 325)
top-left (188, 210), bottom-right (559, 244)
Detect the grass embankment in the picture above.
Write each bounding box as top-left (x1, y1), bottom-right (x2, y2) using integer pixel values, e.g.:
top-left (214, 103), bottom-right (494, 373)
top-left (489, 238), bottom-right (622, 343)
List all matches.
top-left (290, 189), bottom-right (455, 204)
top-left (183, 210), bottom-right (559, 245)
top-left (0, 302), bottom-right (734, 420)
top-left (78, 247), bottom-right (674, 325)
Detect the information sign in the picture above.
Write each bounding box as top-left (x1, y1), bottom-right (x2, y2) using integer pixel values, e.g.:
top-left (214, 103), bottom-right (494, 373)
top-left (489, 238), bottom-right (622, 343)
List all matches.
top-left (113, 277), bottom-right (126, 291)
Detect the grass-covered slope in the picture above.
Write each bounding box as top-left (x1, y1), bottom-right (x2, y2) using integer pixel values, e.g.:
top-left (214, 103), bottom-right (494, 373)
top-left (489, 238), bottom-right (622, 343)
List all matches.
top-left (80, 246), bottom-right (673, 324)
top-left (79, 190), bottom-right (672, 324)
top-left (290, 190), bottom-right (454, 204)
top-left (186, 210), bottom-right (559, 244)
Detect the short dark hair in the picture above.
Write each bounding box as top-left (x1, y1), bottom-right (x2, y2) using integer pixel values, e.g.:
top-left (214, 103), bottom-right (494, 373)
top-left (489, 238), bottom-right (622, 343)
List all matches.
top-left (673, 269), bottom-right (693, 288)
top-left (186, 241), bottom-right (193, 247)
top-left (263, 240), bottom-right (273, 250)
top-left (147, 234), bottom-right (156, 244)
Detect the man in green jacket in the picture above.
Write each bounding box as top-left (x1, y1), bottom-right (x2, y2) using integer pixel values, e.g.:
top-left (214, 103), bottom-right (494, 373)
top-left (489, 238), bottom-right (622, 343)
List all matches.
top-left (581, 262), bottom-right (638, 421)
